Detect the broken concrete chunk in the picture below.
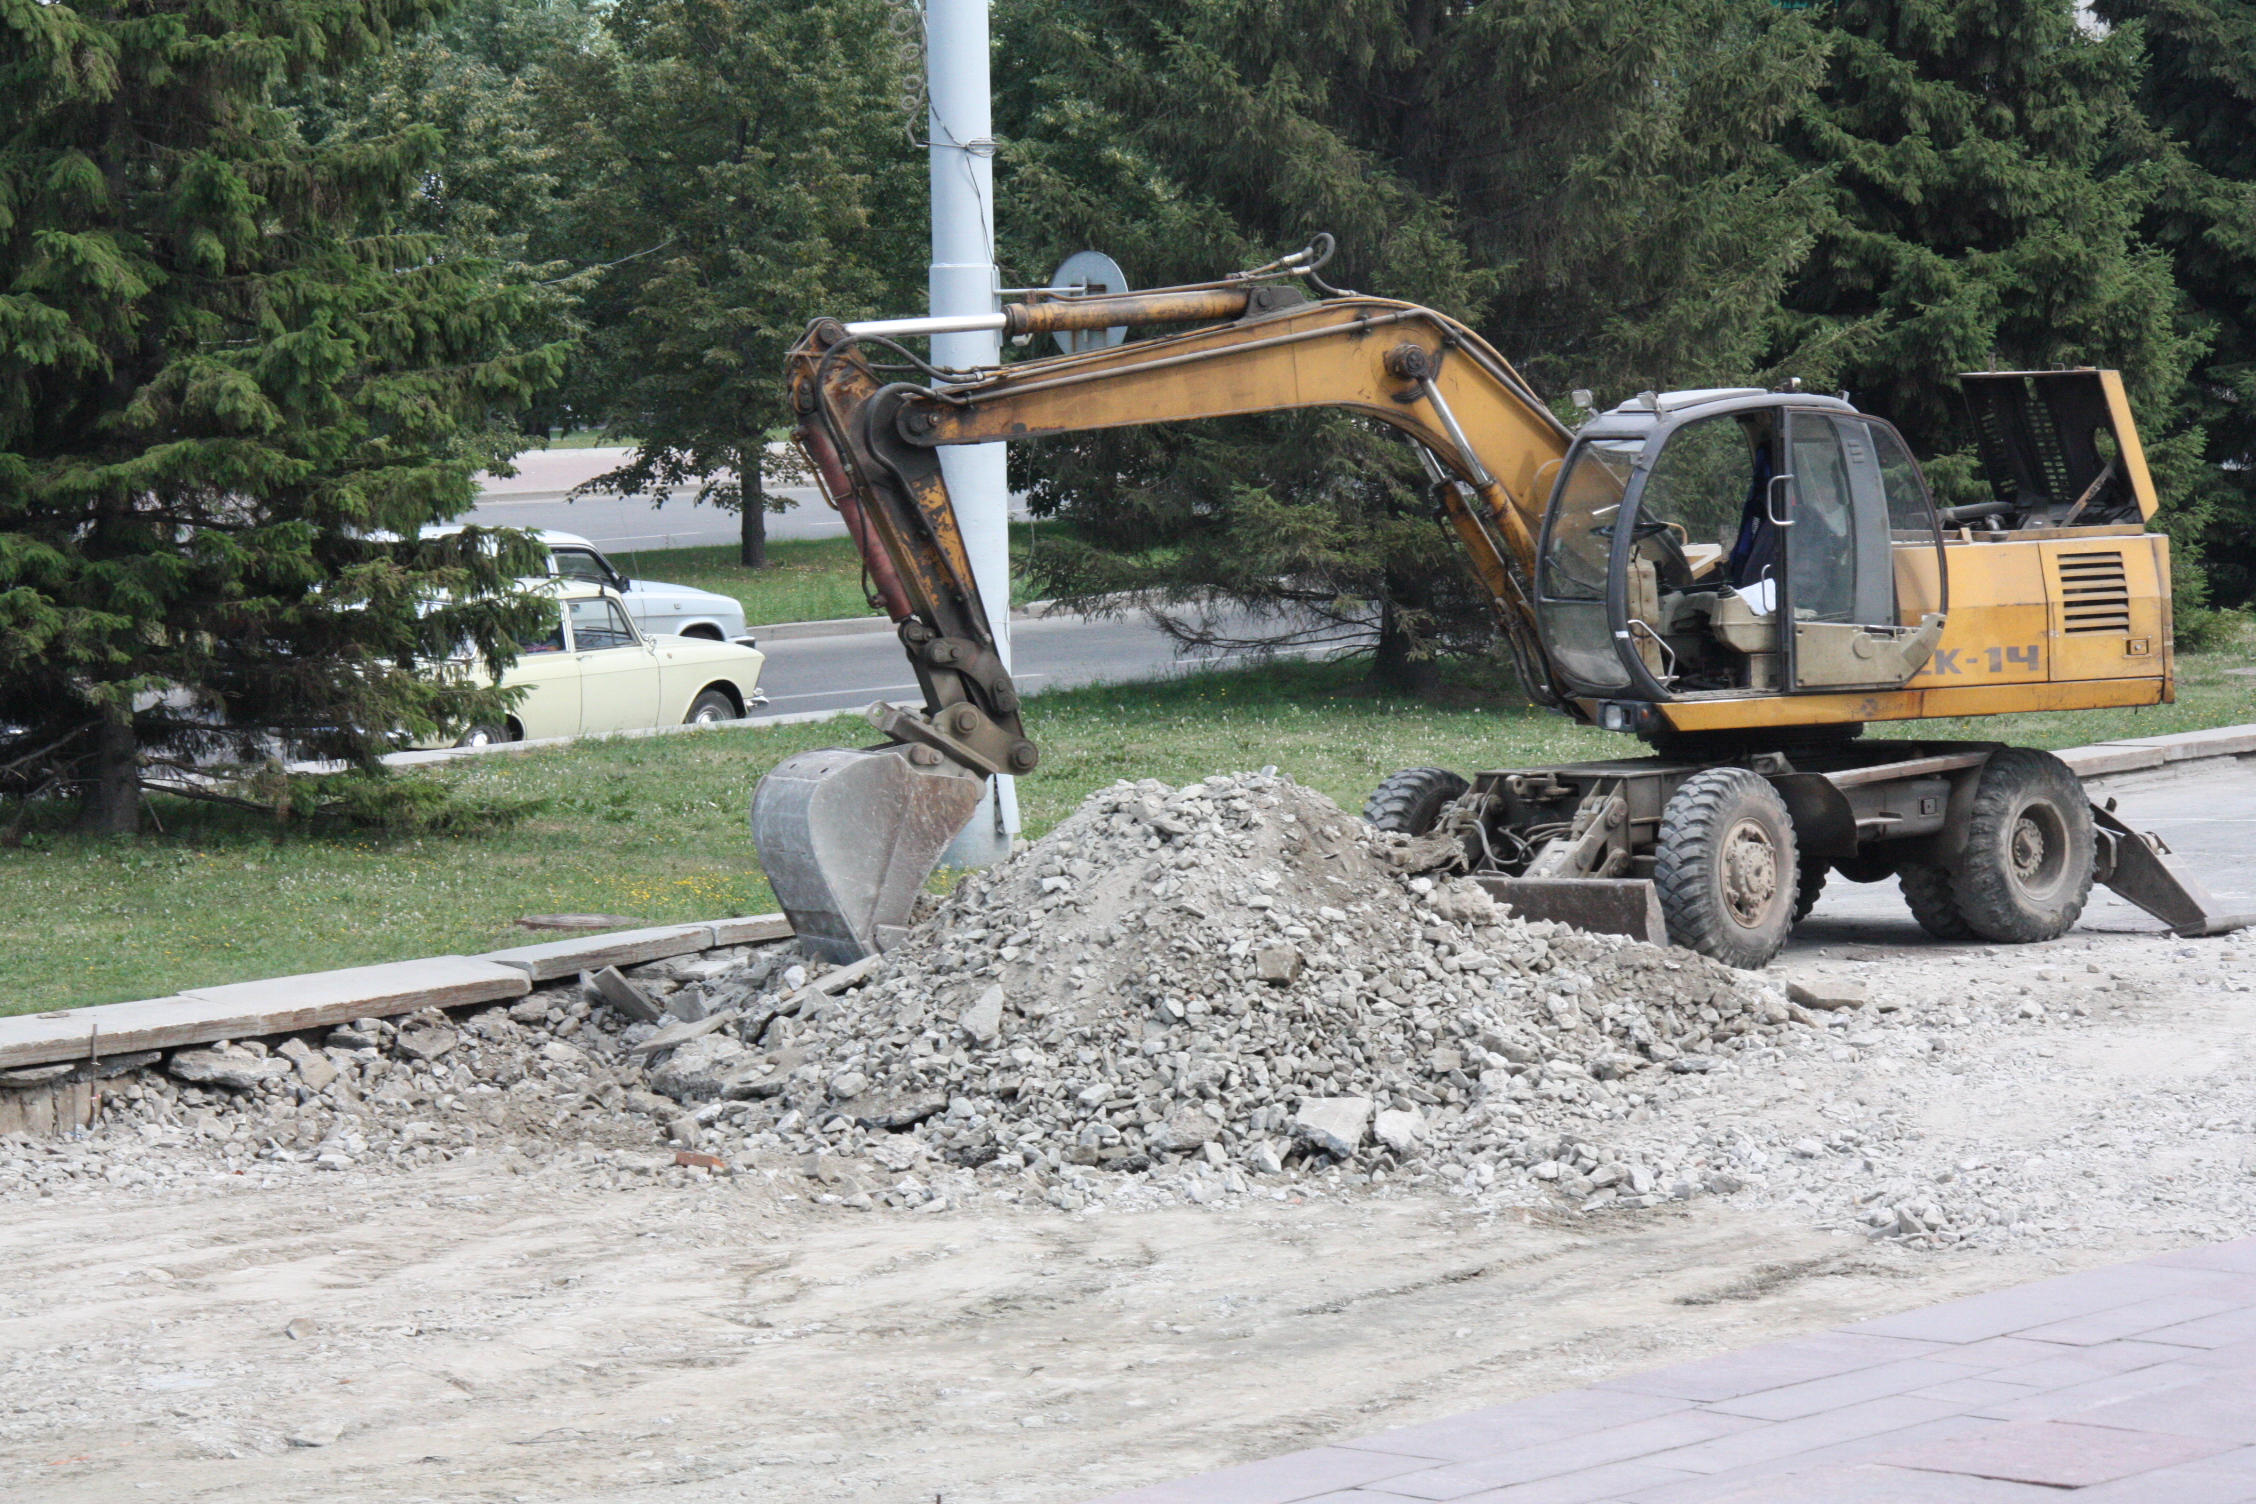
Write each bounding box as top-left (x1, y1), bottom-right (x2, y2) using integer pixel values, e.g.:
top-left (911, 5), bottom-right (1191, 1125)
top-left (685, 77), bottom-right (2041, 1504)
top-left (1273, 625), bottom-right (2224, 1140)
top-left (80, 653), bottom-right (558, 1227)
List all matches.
top-left (507, 996), bottom-right (553, 1026)
top-left (166, 1048), bottom-right (289, 1092)
top-left (958, 985), bottom-right (1005, 1046)
top-left (1292, 1096), bottom-right (1374, 1158)
top-left (590, 965), bottom-right (663, 1024)
top-left (396, 1026), bottom-right (458, 1062)
top-left (1786, 978), bottom-right (1868, 1011)
top-left (853, 1091), bottom-right (949, 1131)
top-left (648, 1034), bottom-right (751, 1103)
top-left (290, 1052), bottom-right (340, 1092)
top-left (1373, 1106), bottom-right (1425, 1156)
top-left (627, 1009), bottom-right (740, 1056)
top-left (1150, 1108), bottom-right (1221, 1152)
top-left (1255, 944), bottom-right (1303, 985)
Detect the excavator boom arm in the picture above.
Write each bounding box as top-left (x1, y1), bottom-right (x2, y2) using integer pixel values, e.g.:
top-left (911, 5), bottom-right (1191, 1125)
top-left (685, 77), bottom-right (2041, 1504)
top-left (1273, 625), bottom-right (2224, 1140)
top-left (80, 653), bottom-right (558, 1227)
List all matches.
top-left (786, 288), bottom-right (1575, 767)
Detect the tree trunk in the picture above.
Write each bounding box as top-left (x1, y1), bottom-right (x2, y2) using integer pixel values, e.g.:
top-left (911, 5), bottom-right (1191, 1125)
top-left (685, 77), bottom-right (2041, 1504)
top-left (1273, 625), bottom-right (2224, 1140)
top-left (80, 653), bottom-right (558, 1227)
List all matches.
top-left (75, 712), bottom-right (139, 835)
top-left (1369, 598), bottom-right (1442, 697)
top-left (739, 451), bottom-right (768, 569)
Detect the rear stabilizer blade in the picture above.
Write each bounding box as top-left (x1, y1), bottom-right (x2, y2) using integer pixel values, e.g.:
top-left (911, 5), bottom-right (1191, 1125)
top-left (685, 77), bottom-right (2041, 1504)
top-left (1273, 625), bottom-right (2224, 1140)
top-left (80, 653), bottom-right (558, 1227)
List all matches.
top-left (750, 746), bottom-right (988, 963)
top-left (2092, 804), bottom-right (2249, 938)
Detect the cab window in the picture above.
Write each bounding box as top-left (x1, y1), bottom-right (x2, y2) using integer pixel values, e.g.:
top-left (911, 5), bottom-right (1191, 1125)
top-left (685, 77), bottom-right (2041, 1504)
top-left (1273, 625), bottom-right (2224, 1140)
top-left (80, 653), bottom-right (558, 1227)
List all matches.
top-left (567, 597), bottom-right (638, 650)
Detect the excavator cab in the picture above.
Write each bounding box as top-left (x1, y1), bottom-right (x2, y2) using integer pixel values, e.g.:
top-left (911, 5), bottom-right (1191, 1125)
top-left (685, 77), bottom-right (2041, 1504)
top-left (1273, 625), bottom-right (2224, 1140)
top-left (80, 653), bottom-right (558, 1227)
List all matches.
top-left (1537, 390), bottom-right (1950, 715)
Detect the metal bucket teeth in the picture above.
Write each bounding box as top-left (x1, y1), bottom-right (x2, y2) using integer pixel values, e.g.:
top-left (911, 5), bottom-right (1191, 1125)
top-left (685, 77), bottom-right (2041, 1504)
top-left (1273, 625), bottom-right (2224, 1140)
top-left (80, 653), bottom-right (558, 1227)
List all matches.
top-left (750, 747), bottom-right (988, 964)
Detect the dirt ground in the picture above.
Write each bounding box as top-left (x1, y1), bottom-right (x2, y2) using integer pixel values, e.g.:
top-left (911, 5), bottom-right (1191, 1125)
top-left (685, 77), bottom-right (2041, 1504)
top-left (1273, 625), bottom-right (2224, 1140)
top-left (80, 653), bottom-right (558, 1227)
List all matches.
top-left (3, 933), bottom-right (2250, 1504)
top-left (4, 758), bottom-right (2252, 1504)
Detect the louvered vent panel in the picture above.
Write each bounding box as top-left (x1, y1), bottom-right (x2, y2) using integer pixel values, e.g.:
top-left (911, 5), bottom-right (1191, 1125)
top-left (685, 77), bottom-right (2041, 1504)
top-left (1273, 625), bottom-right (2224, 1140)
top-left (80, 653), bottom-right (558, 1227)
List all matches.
top-left (2055, 550), bottom-right (2131, 633)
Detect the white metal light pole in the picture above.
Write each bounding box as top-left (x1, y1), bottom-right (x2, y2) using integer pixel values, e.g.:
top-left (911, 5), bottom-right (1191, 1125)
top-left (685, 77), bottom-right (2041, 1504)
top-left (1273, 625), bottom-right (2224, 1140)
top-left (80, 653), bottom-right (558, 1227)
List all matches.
top-left (925, 0), bottom-right (1019, 866)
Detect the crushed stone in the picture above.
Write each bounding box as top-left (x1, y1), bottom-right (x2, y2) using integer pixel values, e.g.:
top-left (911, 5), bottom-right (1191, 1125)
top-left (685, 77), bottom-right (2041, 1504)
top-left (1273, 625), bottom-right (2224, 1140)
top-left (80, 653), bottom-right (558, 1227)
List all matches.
top-left (5, 771), bottom-right (2255, 1256)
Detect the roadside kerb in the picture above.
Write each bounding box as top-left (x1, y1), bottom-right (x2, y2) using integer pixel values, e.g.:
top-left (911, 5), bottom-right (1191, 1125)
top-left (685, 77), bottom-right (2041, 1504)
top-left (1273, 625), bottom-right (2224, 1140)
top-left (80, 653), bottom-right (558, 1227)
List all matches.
top-left (0, 915), bottom-right (793, 1074)
top-left (0, 955), bottom-right (532, 1071)
top-left (751, 596), bottom-right (1099, 642)
top-left (2059, 721), bottom-right (2256, 781)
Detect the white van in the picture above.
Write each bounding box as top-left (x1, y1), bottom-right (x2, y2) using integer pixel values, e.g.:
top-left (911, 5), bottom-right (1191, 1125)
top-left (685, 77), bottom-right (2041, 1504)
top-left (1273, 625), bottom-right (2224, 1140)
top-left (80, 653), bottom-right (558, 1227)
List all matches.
top-left (425, 526), bottom-right (756, 645)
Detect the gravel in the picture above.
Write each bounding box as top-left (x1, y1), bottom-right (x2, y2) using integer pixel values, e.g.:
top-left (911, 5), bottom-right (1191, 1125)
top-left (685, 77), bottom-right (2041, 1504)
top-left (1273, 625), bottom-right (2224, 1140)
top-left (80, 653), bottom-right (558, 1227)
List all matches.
top-left (4, 769), bottom-right (2253, 1259)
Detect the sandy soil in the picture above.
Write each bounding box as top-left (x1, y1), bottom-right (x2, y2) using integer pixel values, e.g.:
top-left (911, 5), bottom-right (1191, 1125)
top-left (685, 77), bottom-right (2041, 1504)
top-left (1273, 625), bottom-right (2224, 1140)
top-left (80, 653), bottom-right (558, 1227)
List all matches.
top-left (5, 759), bottom-right (2251, 1504)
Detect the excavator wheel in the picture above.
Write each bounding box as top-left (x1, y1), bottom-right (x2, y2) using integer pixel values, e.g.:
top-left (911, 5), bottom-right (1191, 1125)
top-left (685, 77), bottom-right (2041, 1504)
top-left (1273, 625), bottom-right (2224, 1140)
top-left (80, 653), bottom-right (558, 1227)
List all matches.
top-left (1897, 862), bottom-right (1977, 940)
top-left (1792, 855), bottom-right (1828, 926)
top-left (1654, 767), bottom-right (1799, 969)
top-left (1364, 767), bottom-right (1470, 836)
top-left (1949, 748), bottom-right (2094, 943)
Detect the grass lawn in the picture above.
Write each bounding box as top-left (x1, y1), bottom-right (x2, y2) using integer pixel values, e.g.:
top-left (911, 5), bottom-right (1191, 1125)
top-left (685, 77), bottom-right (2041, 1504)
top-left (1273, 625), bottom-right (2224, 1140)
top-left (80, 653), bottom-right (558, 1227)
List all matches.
top-left (610, 522), bottom-right (1067, 629)
top-left (4, 639), bottom-right (2249, 1015)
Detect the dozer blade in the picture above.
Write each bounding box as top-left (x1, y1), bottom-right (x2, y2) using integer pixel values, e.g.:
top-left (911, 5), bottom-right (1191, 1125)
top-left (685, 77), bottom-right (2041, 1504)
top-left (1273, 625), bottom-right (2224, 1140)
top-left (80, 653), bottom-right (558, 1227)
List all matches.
top-left (1473, 876), bottom-right (1669, 947)
top-left (2091, 804), bottom-right (2250, 938)
top-left (750, 746), bottom-right (988, 964)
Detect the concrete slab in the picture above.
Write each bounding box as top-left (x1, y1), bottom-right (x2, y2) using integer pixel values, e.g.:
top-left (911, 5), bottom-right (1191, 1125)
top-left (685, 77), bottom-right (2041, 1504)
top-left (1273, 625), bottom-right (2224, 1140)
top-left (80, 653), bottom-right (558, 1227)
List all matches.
top-left (478, 923), bottom-right (717, 982)
top-left (709, 913), bottom-right (794, 947)
top-left (0, 999), bottom-right (196, 1070)
top-left (0, 957), bottom-right (528, 1070)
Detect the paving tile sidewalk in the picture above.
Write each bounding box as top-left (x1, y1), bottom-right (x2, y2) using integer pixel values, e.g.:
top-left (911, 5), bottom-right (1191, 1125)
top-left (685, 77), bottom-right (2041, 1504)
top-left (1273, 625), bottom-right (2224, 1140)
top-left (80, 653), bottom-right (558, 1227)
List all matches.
top-left (1087, 1238), bottom-right (2256, 1503)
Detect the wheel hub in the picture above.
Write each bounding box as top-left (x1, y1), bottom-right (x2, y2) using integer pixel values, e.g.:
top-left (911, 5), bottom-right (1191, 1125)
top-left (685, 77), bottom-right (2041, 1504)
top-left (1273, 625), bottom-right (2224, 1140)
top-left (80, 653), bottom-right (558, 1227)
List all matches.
top-left (2011, 816), bottom-right (2047, 880)
top-left (1720, 819), bottom-right (1779, 925)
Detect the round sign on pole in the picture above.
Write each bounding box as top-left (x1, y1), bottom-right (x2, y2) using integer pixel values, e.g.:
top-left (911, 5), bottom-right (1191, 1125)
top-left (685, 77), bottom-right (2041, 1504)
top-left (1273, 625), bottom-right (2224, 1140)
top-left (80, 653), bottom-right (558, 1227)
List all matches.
top-left (1047, 251), bottom-right (1130, 356)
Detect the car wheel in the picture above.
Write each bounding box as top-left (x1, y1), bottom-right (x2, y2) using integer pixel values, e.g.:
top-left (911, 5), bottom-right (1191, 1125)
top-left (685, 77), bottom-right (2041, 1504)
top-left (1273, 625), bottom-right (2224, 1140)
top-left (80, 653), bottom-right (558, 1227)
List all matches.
top-left (685, 689), bottom-right (738, 726)
top-left (681, 625), bottom-right (724, 641)
top-left (456, 723), bottom-right (511, 748)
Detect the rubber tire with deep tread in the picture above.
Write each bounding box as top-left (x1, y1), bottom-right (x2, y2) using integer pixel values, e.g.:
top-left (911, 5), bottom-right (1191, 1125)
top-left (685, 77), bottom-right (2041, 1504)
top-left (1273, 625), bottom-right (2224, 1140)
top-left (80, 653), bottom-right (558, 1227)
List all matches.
top-left (1793, 856), bottom-right (1828, 925)
top-left (1654, 767), bottom-right (1800, 969)
top-left (1897, 861), bottom-right (1978, 940)
top-left (684, 689), bottom-right (738, 726)
top-left (1949, 747), bottom-right (2094, 942)
top-left (1363, 767), bottom-right (1470, 835)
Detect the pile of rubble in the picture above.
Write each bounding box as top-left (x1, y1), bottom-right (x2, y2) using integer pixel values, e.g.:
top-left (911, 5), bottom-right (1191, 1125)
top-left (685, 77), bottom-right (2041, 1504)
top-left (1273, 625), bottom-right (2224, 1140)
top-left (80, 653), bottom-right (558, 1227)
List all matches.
top-left (1, 771), bottom-right (1811, 1213)
top-left (658, 771), bottom-right (1800, 1204)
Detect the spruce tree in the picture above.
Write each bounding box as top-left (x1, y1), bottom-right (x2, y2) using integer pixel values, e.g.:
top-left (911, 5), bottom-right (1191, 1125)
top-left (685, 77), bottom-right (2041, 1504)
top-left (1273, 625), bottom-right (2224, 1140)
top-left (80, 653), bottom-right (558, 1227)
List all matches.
top-left (2092, 0), bottom-right (2256, 608)
top-left (1779, 0), bottom-right (2203, 495)
top-left (544, 0), bottom-right (924, 568)
top-left (0, 0), bottom-right (567, 832)
top-left (990, 0), bottom-right (1834, 689)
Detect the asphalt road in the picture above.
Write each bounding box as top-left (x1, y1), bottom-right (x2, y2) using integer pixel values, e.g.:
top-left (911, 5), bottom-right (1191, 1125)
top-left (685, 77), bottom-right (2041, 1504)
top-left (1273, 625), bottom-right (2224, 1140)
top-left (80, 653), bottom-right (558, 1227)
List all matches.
top-left (747, 609), bottom-right (1308, 720)
top-left (1792, 755), bottom-right (2256, 945)
top-left (467, 445), bottom-right (1027, 553)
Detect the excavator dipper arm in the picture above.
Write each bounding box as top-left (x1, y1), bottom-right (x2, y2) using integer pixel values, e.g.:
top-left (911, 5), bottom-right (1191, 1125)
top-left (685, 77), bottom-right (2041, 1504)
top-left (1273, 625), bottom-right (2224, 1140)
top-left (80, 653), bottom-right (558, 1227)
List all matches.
top-left (759, 277), bottom-right (1573, 960)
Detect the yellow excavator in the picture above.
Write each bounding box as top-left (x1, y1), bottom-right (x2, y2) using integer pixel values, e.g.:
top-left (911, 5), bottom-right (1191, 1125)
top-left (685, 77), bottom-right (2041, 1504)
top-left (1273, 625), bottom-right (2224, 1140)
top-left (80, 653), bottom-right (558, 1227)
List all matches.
top-left (754, 240), bottom-right (2241, 968)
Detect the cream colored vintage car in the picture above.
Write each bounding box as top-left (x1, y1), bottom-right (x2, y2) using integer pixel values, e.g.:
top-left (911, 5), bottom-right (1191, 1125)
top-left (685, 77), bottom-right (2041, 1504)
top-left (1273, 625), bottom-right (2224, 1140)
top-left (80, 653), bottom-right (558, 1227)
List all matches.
top-left (451, 584), bottom-right (769, 746)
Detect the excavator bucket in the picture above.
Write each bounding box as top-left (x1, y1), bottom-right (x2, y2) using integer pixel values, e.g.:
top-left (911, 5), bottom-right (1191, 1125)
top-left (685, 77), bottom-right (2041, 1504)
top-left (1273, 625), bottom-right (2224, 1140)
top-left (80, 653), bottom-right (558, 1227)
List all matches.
top-left (750, 747), bottom-right (989, 964)
top-left (2091, 804), bottom-right (2249, 938)
top-left (1474, 876), bottom-right (1671, 946)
